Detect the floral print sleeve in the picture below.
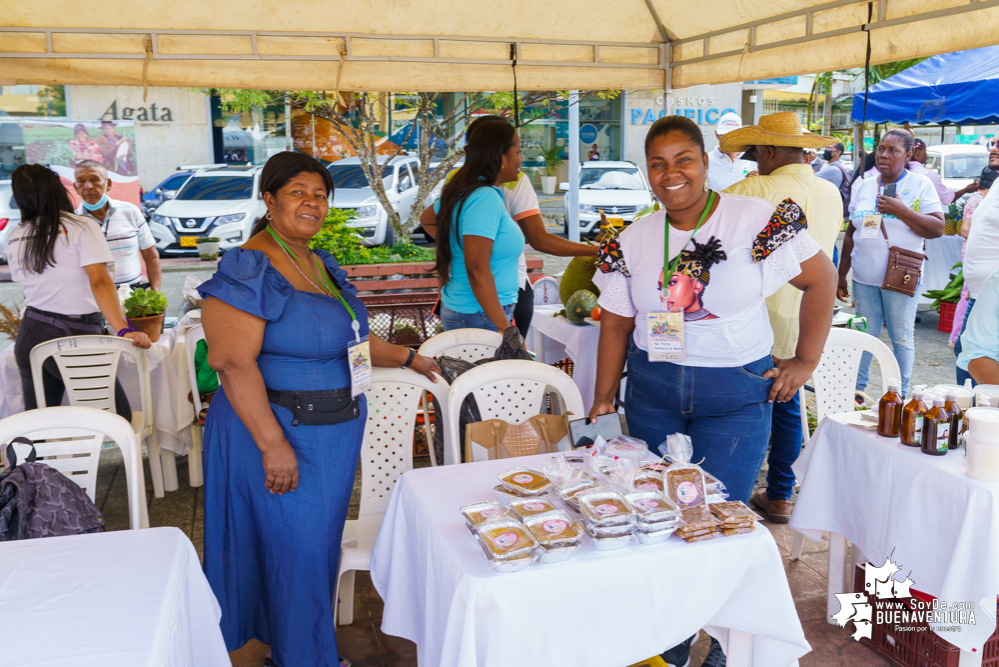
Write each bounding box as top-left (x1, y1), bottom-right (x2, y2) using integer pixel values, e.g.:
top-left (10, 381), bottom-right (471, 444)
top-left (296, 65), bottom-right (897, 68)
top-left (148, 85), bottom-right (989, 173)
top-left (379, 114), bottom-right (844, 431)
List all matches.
top-left (592, 233), bottom-right (636, 318)
top-left (751, 198), bottom-right (821, 296)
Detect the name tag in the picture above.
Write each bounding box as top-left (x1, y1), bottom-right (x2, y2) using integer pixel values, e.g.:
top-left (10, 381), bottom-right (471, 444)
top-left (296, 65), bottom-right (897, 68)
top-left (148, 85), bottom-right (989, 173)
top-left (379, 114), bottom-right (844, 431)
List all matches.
top-left (860, 212), bottom-right (882, 239)
top-left (646, 312), bottom-right (685, 362)
top-left (348, 340), bottom-right (373, 397)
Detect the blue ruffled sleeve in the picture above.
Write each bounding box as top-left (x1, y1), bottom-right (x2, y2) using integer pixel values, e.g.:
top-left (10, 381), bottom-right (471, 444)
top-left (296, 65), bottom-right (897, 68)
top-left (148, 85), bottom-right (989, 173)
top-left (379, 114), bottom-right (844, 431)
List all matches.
top-left (197, 248), bottom-right (293, 321)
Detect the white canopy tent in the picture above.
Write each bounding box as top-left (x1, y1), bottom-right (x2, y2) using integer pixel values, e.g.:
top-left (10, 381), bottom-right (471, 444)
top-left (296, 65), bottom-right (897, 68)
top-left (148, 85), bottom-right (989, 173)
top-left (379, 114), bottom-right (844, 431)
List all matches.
top-left (3, 0), bottom-right (999, 92)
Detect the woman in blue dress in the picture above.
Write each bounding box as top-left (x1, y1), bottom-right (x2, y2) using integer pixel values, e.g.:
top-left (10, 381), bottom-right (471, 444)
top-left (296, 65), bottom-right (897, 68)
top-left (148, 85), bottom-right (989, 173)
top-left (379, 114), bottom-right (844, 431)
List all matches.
top-left (198, 152), bottom-right (440, 667)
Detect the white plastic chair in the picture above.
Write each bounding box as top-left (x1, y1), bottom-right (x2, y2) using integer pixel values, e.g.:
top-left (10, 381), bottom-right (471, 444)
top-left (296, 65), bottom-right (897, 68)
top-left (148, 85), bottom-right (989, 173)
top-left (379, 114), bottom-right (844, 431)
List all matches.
top-left (29, 335), bottom-right (162, 520)
top-left (791, 328), bottom-right (900, 560)
top-left (446, 359), bottom-right (584, 463)
top-left (335, 367), bottom-right (451, 626)
top-left (183, 325), bottom-right (208, 487)
top-left (416, 328), bottom-right (503, 461)
top-left (0, 406), bottom-right (144, 530)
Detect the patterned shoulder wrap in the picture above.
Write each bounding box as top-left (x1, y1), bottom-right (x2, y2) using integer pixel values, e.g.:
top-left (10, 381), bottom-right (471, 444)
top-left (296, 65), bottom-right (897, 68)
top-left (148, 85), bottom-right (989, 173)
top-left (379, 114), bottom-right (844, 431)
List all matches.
top-left (597, 234), bottom-right (629, 278)
top-left (751, 198), bottom-right (808, 263)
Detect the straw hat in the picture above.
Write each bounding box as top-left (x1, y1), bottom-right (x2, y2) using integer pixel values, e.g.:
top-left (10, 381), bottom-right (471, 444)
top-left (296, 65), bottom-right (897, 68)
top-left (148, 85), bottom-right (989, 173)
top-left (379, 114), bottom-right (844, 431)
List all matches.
top-left (719, 112), bottom-right (837, 152)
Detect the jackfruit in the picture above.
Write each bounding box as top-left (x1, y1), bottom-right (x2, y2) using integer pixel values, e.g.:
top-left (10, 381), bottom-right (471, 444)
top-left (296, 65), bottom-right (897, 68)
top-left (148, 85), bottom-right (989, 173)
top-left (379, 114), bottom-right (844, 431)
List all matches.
top-left (559, 256), bottom-right (600, 304)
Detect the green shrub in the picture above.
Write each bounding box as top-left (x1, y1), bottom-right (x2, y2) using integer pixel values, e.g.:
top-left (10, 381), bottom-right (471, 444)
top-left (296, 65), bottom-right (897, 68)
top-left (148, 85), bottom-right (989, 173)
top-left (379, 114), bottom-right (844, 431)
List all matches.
top-left (310, 208), bottom-right (435, 266)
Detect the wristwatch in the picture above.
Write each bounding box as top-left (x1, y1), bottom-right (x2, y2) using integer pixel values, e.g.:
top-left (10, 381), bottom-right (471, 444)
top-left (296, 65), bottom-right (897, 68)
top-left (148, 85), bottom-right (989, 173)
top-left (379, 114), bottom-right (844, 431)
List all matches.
top-left (402, 348), bottom-right (416, 368)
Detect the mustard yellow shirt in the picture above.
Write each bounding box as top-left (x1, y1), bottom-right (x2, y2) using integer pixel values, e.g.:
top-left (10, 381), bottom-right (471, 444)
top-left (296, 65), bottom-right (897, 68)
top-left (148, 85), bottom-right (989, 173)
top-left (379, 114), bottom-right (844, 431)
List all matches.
top-left (724, 163), bottom-right (841, 359)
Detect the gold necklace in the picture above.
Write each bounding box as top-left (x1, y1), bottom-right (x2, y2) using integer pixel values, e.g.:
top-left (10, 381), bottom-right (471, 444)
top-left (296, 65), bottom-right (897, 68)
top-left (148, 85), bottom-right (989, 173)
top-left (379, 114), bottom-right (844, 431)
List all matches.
top-left (274, 239), bottom-right (331, 296)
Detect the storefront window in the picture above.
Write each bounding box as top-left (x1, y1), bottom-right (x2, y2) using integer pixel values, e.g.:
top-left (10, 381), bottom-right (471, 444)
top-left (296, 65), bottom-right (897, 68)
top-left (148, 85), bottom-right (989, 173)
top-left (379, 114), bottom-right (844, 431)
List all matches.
top-left (219, 102), bottom-right (288, 165)
top-left (0, 85), bottom-right (67, 118)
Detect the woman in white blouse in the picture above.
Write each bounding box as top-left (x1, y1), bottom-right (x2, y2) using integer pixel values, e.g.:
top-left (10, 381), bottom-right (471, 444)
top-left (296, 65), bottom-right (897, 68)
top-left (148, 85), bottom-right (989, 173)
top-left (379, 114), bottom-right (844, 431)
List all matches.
top-left (838, 129), bottom-right (944, 396)
top-left (589, 116), bottom-right (836, 504)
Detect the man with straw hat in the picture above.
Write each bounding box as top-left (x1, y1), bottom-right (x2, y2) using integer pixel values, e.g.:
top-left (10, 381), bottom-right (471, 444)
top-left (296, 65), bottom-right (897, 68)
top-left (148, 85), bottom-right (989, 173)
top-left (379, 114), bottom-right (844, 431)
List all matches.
top-left (721, 111), bottom-right (842, 523)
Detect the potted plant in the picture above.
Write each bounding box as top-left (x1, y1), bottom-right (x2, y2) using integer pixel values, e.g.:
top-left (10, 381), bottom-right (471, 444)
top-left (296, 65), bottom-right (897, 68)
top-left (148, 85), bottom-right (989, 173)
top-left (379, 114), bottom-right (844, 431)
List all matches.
top-left (540, 145), bottom-right (564, 195)
top-left (124, 288), bottom-right (168, 342)
top-left (196, 236), bottom-right (221, 261)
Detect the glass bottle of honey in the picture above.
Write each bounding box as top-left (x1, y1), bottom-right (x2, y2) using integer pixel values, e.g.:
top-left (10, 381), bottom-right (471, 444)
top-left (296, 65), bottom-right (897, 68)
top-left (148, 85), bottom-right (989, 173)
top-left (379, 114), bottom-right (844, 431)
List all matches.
top-left (921, 398), bottom-right (950, 456)
top-left (943, 391), bottom-right (963, 450)
top-left (877, 379), bottom-right (904, 438)
top-left (900, 387), bottom-right (928, 447)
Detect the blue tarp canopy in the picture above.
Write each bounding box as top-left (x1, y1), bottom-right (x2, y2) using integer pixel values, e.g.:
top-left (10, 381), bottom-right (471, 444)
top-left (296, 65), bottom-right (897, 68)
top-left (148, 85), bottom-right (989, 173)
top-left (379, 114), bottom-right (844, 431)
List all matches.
top-left (851, 46), bottom-right (999, 125)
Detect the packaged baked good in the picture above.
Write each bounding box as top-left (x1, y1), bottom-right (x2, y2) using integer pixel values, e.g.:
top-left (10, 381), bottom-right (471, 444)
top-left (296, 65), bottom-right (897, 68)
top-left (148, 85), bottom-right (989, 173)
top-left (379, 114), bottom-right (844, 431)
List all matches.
top-left (557, 478), bottom-right (597, 512)
top-left (679, 505), bottom-right (719, 533)
top-left (461, 502), bottom-right (512, 530)
top-left (477, 520), bottom-right (539, 559)
top-left (498, 467), bottom-right (552, 496)
top-left (682, 530), bottom-right (721, 543)
top-left (664, 467), bottom-right (706, 508)
top-left (588, 520), bottom-right (635, 537)
top-left (603, 435), bottom-right (649, 461)
top-left (493, 484), bottom-right (530, 500)
top-left (523, 510), bottom-right (582, 547)
top-left (583, 521), bottom-right (633, 551)
top-left (709, 501), bottom-right (763, 527)
top-left (676, 524), bottom-right (716, 539)
top-left (721, 524), bottom-right (757, 537)
top-left (633, 469), bottom-right (664, 492)
top-left (474, 535), bottom-right (538, 572)
top-left (577, 488), bottom-right (634, 526)
top-left (636, 522), bottom-right (678, 545)
top-left (509, 497), bottom-right (558, 520)
top-left (625, 490), bottom-right (679, 524)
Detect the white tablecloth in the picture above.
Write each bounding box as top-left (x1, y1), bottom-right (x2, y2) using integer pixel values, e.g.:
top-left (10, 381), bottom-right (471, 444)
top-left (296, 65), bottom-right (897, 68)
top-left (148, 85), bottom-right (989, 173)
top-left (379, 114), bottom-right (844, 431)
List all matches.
top-left (0, 328), bottom-right (195, 455)
top-left (370, 452), bottom-right (810, 667)
top-left (528, 305), bottom-right (600, 414)
top-left (0, 527), bottom-right (228, 667)
top-left (920, 234), bottom-right (964, 305)
top-left (790, 414), bottom-right (999, 653)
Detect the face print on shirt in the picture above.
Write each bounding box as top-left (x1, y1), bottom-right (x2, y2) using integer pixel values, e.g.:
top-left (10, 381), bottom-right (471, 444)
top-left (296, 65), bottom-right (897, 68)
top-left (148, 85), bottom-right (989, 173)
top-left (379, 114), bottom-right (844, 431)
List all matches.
top-left (657, 235), bottom-right (727, 321)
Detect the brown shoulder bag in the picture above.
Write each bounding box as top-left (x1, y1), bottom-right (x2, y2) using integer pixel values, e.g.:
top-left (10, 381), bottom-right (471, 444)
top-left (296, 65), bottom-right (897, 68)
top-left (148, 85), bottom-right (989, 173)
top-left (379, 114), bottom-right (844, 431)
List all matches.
top-left (880, 220), bottom-right (925, 297)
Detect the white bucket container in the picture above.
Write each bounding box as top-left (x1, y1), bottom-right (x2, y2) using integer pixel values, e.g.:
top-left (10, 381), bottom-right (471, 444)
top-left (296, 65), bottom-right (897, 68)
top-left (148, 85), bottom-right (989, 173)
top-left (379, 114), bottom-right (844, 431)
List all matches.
top-left (967, 432), bottom-right (999, 482)
top-left (933, 384), bottom-right (976, 410)
top-left (975, 385), bottom-right (999, 408)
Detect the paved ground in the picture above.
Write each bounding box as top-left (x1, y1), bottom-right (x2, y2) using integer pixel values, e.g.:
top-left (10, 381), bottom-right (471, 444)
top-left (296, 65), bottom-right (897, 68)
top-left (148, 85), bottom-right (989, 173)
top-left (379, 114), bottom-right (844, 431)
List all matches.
top-left (21, 231), bottom-right (968, 666)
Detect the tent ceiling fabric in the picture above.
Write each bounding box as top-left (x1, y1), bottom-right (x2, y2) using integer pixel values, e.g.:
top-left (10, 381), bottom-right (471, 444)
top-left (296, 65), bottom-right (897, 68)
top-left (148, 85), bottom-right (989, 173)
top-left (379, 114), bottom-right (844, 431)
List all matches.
top-left (3, 0), bottom-right (999, 91)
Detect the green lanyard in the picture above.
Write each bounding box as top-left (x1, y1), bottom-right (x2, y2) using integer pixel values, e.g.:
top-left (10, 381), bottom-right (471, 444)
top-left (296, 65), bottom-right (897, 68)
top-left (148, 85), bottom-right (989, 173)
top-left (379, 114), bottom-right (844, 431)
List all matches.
top-left (266, 227), bottom-right (360, 339)
top-left (663, 190), bottom-right (715, 296)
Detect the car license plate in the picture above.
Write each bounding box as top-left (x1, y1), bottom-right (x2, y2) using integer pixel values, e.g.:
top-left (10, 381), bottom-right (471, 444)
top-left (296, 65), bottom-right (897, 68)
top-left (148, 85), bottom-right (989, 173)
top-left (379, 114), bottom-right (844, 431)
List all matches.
top-left (180, 236), bottom-right (198, 247)
top-left (607, 217), bottom-right (624, 227)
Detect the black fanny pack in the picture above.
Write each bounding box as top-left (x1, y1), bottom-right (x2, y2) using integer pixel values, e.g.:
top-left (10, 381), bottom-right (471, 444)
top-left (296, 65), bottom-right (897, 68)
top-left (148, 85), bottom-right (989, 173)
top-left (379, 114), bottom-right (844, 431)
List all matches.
top-left (266, 387), bottom-right (360, 426)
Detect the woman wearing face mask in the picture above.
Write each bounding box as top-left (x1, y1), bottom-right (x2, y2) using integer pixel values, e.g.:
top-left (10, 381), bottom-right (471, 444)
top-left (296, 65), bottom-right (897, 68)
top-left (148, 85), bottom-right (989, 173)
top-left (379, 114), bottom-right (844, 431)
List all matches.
top-left (433, 118), bottom-right (526, 333)
top-left (838, 129), bottom-right (945, 396)
top-left (8, 164), bottom-right (150, 419)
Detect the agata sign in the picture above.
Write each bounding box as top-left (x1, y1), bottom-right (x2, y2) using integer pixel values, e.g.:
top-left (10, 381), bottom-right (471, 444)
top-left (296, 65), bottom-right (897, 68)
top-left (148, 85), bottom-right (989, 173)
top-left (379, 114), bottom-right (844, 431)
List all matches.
top-left (101, 100), bottom-right (173, 122)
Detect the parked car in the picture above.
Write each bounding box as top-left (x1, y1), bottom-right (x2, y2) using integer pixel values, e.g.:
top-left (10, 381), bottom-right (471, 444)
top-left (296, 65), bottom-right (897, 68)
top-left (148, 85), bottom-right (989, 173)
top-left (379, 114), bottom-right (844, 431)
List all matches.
top-left (328, 155), bottom-right (422, 246)
top-left (924, 144), bottom-right (990, 192)
top-left (561, 161), bottom-right (654, 236)
top-left (0, 180), bottom-right (22, 264)
top-left (149, 166), bottom-right (265, 256)
top-left (141, 170), bottom-right (195, 219)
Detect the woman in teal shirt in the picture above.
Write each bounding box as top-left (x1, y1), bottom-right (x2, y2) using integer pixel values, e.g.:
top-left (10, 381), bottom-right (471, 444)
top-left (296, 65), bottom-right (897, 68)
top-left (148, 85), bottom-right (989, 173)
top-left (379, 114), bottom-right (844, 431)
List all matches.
top-left (433, 118), bottom-right (525, 332)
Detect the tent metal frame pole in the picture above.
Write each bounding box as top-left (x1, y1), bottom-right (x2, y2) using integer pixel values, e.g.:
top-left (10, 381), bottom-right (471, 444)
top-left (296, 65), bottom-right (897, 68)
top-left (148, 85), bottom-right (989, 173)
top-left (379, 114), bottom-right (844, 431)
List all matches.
top-left (568, 91), bottom-right (580, 244)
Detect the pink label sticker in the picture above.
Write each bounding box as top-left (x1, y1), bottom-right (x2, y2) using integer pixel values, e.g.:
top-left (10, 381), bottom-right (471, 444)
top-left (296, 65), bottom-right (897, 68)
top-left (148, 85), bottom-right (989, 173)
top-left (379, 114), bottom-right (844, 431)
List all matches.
top-left (633, 499), bottom-right (660, 511)
top-left (493, 532), bottom-right (519, 548)
top-left (512, 473), bottom-right (534, 485)
top-left (636, 482), bottom-right (659, 491)
top-left (594, 502), bottom-right (621, 515)
top-left (522, 502), bottom-right (547, 512)
top-left (675, 481), bottom-right (701, 505)
top-left (479, 507), bottom-right (504, 518)
top-left (610, 443), bottom-right (638, 451)
top-left (542, 519), bottom-right (568, 534)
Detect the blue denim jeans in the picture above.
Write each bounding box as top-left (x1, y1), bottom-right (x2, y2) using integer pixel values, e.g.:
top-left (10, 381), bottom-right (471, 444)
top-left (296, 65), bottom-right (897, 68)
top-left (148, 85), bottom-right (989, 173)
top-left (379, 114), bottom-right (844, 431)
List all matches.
top-left (624, 339), bottom-right (775, 503)
top-left (852, 280), bottom-right (920, 396)
top-left (766, 391), bottom-right (801, 501)
top-left (954, 298), bottom-right (976, 387)
top-left (440, 303), bottom-right (514, 332)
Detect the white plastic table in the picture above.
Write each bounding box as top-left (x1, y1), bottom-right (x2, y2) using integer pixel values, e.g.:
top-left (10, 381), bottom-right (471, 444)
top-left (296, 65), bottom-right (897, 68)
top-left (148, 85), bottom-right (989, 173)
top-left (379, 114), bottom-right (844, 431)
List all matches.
top-left (921, 234), bottom-right (964, 306)
top-left (0, 527), bottom-right (228, 667)
top-left (528, 304), bottom-right (600, 414)
top-left (371, 452), bottom-right (810, 667)
top-left (791, 414), bottom-right (999, 667)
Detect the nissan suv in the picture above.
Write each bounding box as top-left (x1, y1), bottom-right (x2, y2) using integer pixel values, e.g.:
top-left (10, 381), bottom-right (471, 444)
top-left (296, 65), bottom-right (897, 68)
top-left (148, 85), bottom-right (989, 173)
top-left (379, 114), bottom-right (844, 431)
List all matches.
top-left (149, 166), bottom-right (266, 256)
top-left (328, 155), bottom-right (422, 246)
top-left (561, 161), bottom-right (654, 236)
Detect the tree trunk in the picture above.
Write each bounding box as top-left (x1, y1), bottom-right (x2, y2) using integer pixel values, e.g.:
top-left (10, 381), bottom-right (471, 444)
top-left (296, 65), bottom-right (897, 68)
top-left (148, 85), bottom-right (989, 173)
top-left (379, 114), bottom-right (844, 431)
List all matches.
top-left (822, 75), bottom-right (833, 136)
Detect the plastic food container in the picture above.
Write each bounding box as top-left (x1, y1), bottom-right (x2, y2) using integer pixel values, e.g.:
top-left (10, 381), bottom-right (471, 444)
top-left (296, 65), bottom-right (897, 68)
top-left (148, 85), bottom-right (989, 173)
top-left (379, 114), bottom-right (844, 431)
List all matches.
top-left (557, 478), bottom-right (597, 511)
top-left (633, 470), bottom-right (663, 492)
top-left (523, 510), bottom-right (583, 563)
top-left (583, 521), bottom-right (633, 550)
top-left (538, 542), bottom-right (581, 564)
top-left (604, 435), bottom-right (649, 461)
top-left (625, 490), bottom-right (679, 524)
top-left (578, 489), bottom-right (634, 526)
top-left (474, 535), bottom-right (539, 572)
top-left (509, 497), bottom-right (559, 520)
top-left (587, 519), bottom-right (636, 537)
top-left (498, 467), bottom-right (552, 496)
top-left (636, 515), bottom-right (682, 534)
top-left (461, 502), bottom-right (512, 530)
top-left (636, 523), bottom-right (678, 544)
top-left (476, 519), bottom-right (539, 561)
top-left (708, 501), bottom-right (763, 528)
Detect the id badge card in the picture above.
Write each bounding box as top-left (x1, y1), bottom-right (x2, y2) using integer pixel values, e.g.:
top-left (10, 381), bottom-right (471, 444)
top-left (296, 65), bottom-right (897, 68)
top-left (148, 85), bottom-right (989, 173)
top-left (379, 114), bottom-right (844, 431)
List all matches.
top-left (347, 340), bottom-right (373, 397)
top-left (860, 212), bottom-right (882, 239)
top-left (646, 312), bottom-right (685, 362)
